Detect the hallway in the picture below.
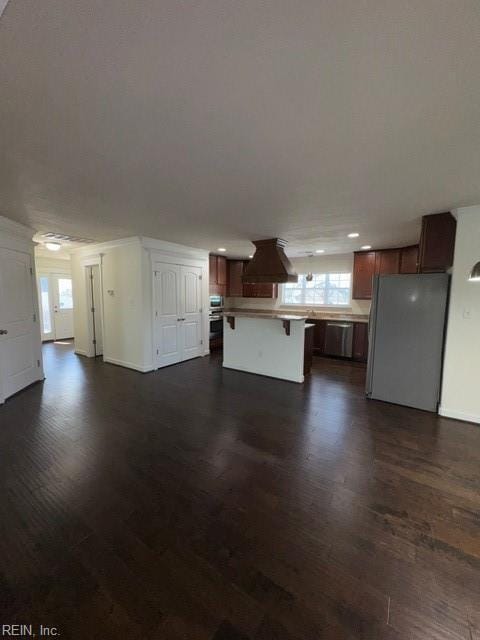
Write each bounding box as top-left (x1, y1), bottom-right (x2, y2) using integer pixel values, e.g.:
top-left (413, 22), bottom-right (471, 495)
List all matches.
top-left (1, 343), bottom-right (479, 639)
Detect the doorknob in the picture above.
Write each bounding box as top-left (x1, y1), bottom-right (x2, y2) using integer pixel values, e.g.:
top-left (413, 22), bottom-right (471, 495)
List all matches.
top-left (0, 329), bottom-right (7, 335)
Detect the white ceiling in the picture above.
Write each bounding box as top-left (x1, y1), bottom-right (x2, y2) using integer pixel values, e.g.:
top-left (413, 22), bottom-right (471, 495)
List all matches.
top-left (1, 1), bottom-right (480, 258)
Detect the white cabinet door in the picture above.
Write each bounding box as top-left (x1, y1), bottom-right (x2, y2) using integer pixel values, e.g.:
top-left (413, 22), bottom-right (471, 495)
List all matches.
top-left (154, 264), bottom-right (182, 367)
top-left (0, 248), bottom-right (41, 402)
top-left (179, 266), bottom-right (202, 361)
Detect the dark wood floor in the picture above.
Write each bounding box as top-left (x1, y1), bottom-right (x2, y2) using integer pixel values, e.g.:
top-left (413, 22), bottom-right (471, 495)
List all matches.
top-left (1, 343), bottom-right (479, 639)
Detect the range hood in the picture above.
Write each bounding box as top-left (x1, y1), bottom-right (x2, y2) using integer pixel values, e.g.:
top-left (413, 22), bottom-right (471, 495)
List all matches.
top-left (242, 238), bottom-right (298, 284)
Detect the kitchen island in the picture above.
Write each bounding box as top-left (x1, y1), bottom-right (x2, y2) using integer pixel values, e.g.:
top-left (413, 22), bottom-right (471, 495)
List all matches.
top-left (223, 311), bottom-right (310, 383)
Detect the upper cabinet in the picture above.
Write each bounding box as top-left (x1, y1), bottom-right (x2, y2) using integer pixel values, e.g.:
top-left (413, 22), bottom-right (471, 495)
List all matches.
top-left (352, 251), bottom-right (376, 299)
top-left (227, 260), bottom-right (245, 297)
top-left (418, 212), bottom-right (456, 273)
top-left (226, 259), bottom-right (278, 298)
top-left (353, 245), bottom-right (419, 299)
top-left (375, 248), bottom-right (400, 275)
top-left (399, 245), bottom-right (419, 274)
top-left (209, 255), bottom-right (227, 295)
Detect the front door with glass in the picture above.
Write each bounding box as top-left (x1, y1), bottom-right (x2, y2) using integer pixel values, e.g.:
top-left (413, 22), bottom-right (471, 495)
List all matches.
top-left (38, 274), bottom-right (74, 341)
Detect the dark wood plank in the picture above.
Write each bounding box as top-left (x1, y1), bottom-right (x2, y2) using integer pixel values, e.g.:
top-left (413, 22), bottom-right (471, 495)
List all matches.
top-left (0, 341), bottom-right (479, 639)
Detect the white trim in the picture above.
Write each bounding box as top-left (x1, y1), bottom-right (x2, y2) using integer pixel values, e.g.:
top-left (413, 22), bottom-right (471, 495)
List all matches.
top-left (74, 348), bottom-right (89, 357)
top-left (141, 236), bottom-right (208, 260)
top-left (70, 236), bottom-right (140, 256)
top-left (103, 356), bottom-right (154, 373)
top-left (439, 406), bottom-right (480, 425)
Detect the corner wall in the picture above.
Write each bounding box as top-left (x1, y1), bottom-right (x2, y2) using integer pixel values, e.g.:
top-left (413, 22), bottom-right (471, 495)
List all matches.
top-left (71, 239), bottom-right (149, 370)
top-left (440, 206), bottom-right (480, 424)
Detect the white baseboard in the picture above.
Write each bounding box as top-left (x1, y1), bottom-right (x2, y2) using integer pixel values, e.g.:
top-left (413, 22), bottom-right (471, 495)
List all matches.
top-left (103, 356), bottom-right (154, 373)
top-left (74, 349), bottom-right (89, 357)
top-left (439, 406), bottom-right (480, 425)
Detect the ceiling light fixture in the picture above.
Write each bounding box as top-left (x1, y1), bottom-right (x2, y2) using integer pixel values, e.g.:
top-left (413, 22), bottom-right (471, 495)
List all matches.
top-left (361, 245), bottom-right (372, 250)
top-left (468, 261), bottom-right (480, 282)
top-left (217, 247), bottom-right (226, 252)
top-left (315, 249), bottom-right (324, 254)
top-left (348, 232), bottom-right (360, 238)
top-left (248, 255), bottom-right (253, 259)
top-left (45, 242), bottom-right (61, 252)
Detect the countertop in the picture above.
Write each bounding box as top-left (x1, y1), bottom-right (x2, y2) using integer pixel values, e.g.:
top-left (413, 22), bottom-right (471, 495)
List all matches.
top-left (224, 311), bottom-right (307, 321)
top-left (225, 308), bottom-right (369, 324)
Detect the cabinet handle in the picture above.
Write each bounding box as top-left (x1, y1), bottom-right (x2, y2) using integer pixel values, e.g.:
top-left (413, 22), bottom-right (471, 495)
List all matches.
top-left (0, 329), bottom-right (8, 335)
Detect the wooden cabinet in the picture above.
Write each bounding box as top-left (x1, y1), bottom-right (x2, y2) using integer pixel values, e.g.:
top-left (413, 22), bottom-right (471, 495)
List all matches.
top-left (227, 260), bottom-right (245, 297)
top-left (375, 249), bottom-right (400, 275)
top-left (304, 325), bottom-right (314, 375)
top-left (419, 212), bottom-right (456, 273)
top-left (310, 319), bottom-right (326, 354)
top-left (242, 281), bottom-right (278, 298)
top-left (217, 256), bottom-right (227, 285)
top-left (209, 255), bottom-right (218, 284)
top-left (352, 252), bottom-right (376, 299)
top-left (209, 255), bottom-right (227, 295)
top-left (399, 245), bottom-right (419, 274)
top-left (352, 322), bottom-right (369, 362)
top-left (353, 245), bottom-right (419, 299)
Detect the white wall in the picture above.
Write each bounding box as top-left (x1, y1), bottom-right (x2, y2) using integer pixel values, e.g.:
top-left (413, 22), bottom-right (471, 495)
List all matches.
top-left (223, 316), bottom-right (305, 383)
top-left (226, 252), bottom-right (371, 316)
top-left (35, 255), bottom-right (72, 275)
top-left (71, 238), bottom-right (148, 370)
top-left (440, 206), bottom-right (480, 424)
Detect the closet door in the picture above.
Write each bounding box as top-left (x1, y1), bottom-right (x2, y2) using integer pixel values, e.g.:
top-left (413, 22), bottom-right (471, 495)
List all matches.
top-left (154, 263), bottom-right (182, 367)
top-left (179, 266), bottom-right (202, 361)
top-left (0, 248), bottom-right (41, 402)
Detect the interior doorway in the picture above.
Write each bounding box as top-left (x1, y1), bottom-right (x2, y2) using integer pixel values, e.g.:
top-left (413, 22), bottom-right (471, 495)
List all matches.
top-left (37, 274), bottom-right (74, 341)
top-left (86, 265), bottom-right (103, 357)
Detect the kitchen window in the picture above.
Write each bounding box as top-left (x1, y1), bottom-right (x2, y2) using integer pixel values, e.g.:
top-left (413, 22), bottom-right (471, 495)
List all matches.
top-left (282, 273), bottom-right (351, 306)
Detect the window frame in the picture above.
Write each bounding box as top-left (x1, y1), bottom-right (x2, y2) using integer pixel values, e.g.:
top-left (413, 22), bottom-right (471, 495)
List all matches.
top-left (281, 271), bottom-right (352, 308)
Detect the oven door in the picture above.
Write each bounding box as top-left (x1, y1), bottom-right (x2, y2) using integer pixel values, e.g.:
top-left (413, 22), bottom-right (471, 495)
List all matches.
top-left (209, 316), bottom-right (223, 339)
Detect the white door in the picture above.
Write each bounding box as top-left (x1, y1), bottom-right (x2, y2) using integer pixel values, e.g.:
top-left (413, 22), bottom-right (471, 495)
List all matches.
top-left (52, 276), bottom-right (74, 339)
top-left (0, 248), bottom-right (41, 402)
top-left (154, 264), bottom-right (182, 367)
top-left (37, 274), bottom-right (74, 340)
top-left (154, 263), bottom-right (203, 368)
top-left (179, 266), bottom-right (202, 361)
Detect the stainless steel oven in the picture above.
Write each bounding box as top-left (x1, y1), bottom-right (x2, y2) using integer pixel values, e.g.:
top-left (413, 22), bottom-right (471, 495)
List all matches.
top-left (209, 312), bottom-right (223, 340)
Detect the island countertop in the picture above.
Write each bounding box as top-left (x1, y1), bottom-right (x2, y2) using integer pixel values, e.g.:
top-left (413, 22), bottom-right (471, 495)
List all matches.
top-left (224, 311), bottom-right (307, 321)
top-left (225, 308), bottom-right (369, 323)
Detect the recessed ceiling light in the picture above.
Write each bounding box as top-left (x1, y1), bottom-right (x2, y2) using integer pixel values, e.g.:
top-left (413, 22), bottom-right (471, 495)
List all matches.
top-left (45, 242), bottom-right (62, 252)
top-left (348, 232), bottom-right (360, 238)
top-left (315, 249), bottom-right (324, 254)
top-left (248, 255), bottom-right (253, 259)
top-left (361, 245), bottom-right (372, 250)
top-left (217, 247), bottom-right (226, 252)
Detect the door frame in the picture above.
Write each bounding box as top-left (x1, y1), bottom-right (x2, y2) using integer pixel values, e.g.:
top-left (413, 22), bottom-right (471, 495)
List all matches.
top-left (0, 216), bottom-right (44, 404)
top-left (81, 255), bottom-right (105, 358)
top-left (149, 249), bottom-right (208, 371)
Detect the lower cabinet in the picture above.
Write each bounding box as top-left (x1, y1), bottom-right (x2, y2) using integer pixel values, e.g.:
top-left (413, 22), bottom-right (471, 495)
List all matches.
top-left (352, 322), bottom-right (369, 362)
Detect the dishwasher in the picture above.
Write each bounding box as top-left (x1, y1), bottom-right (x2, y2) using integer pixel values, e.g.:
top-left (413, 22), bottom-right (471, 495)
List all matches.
top-left (324, 321), bottom-right (354, 358)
